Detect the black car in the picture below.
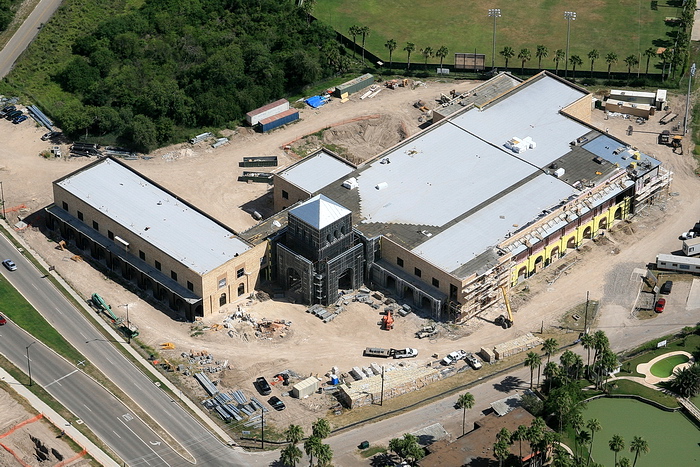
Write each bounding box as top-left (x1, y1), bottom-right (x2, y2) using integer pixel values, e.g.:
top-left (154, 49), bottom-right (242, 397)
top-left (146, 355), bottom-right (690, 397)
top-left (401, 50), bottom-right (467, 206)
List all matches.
top-left (268, 396), bottom-right (285, 411)
top-left (660, 280), bottom-right (673, 295)
top-left (255, 376), bottom-right (271, 395)
top-left (5, 110), bottom-right (22, 120)
top-left (41, 131), bottom-right (61, 141)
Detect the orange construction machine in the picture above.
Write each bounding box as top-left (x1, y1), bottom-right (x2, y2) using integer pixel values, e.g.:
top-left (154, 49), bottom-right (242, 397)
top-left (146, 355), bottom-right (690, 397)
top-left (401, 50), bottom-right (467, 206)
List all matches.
top-left (382, 310), bottom-right (394, 330)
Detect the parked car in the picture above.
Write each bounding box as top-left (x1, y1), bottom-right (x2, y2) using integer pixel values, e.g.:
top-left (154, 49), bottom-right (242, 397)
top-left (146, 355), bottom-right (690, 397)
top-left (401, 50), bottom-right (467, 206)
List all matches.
top-left (2, 259), bottom-right (17, 271)
top-left (441, 350), bottom-right (467, 366)
top-left (680, 231), bottom-right (696, 240)
top-left (0, 314), bottom-right (6, 325)
top-left (41, 131), bottom-right (61, 141)
top-left (465, 353), bottom-right (483, 370)
top-left (255, 376), bottom-right (271, 395)
top-left (5, 110), bottom-right (21, 120)
top-left (268, 396), bottom-right (285, 411)
top-left (660, 280), bottom-right (673, 295)
top-left (654, 298), bottom-right (666, 313)
top-left (12, 115), bottom-right (28, 124)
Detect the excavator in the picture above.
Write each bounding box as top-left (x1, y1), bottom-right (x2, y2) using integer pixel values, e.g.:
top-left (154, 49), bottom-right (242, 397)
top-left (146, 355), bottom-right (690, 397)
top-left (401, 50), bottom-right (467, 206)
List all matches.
top-left (494, 286), bottom-right (514, 329)
top-left (382, 309), bottom-right (394, 330)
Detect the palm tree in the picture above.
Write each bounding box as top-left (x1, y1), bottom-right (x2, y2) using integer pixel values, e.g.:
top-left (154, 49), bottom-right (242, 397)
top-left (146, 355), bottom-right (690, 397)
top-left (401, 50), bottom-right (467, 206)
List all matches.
top-left (512, 425), bottom-right (528, 467)
top-left (569, 55), bottom-right (583, 80)
top-left (588, 49), bottom-right (599, 77)
top-left (606, 52), bottom-right (618, 79)
top-left (518, 48), bottom-right (531, 75)
top-left (571, 412), bottom-right (584, 458)
top-left (385, 39), bottom-right (397, 67)
top-left (348, 25), bottom-right (360, 58)
top-left (358, 26), bottom-right (370, 62)
top-left (436, 46), bottom-right (449, 70)
top-left (527, 418), bottom-right (546, 461)
top-left (624, 55), bottom-right (639, 82)
top-left (544, 361), bottom-right (560, 392)
top-left (312, 418), bottom-right (331, 439)
top-left (404, 42), bottom-right (415, 69)
top-left (494, 439), bottom-right (510, 467)
top-left (560, 350), bottom-right (576, 381)
top-left (280, 444), bottom-right (303, 467)
top-left (421, 46), bottom-right (434, 69)
top-left (536, 45), bottom-right (549, 70)
top-left (660, 48), bottom-right (673, 81)
top-left (500, 46), bottom-right (515, 70)
top-left (315, 443), bottom-right (333, 467)
top-left (576, 430), bottom-right (591, 461)
top-left (643, 47), bottom-right (657, 75)
top-left (581, 333), bottom-right (594, 375)
top-left (609, 434), bottom-right (625, 467)
top-left (593, 331), bottom-right (610, 368)
top-left (497, 427), bottom-right (511, 444)
top-left (586, 419), bottom-right (602, 466)
top-left (456, 392), bottom-right (475, 436)
top-left (553, 49), bottom-right (565, 75)
top-left (630, 436), bottom-right (649, 467)
top-left (661, 362), bottom-right (700, 397)
top-left (525, 351), bottom-right (541, 389)
top-left (304, 437), bottom-right (321, 467)
top-left (542, 338), bottom-right (558, 365)
top-left (285, 424), bottom-right (304, 445)
top-left (619, 457), bottom-right (632, 467)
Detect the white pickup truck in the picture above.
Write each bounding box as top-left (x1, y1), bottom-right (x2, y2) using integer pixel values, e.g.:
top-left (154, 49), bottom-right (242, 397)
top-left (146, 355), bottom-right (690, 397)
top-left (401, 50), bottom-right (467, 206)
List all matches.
top-left (392, 348), bottom-right (418, 359)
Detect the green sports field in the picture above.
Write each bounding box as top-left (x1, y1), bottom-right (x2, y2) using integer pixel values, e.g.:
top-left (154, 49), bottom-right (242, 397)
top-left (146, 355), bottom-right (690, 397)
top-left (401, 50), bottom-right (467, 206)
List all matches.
top-left (315, 0), bottom-right (683, 74)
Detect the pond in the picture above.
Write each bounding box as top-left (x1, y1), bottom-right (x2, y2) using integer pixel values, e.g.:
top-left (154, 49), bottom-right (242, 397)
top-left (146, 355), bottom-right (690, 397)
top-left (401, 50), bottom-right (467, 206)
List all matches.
top-left (650, 354), bottom-right (690, 378)
top-left (584, 398), bottom-right (700, 467)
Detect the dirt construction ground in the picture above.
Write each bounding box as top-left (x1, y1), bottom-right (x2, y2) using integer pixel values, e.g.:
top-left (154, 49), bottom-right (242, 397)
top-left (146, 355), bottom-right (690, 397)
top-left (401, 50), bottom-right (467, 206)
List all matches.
top-left (2, 76), bottom-right (700, 442)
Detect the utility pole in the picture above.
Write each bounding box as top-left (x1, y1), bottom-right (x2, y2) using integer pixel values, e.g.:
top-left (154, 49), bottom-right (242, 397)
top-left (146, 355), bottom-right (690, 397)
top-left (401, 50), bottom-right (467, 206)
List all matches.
top-left (0, 181), bottom-right (5, 219)
top-left (488, 9), bottom-right (501, 72)
top-left (26, 341), bottom-right (36, 386)
top-left (260, 407), bottom-right (264, 449)
top-left (684, 62), bottom-right (696, 136)
top-left (564, 11), bottom-right (577, 79)
top-left (380, 366), bottom-right (385, 406)
top-left (120, 304), bottom-right (131, 343)
top-left (583, 291), bottom-right (589, 334)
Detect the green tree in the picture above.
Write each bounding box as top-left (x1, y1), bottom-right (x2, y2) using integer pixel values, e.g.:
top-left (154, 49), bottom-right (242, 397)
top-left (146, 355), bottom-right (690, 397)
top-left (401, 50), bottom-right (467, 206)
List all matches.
top-left (421, 46), bottom-right (434, 69)
top-left (606, 52), bottom-right (618, 78)
top-left (553, 49), bottom-right (565, 75)
top-left (512, 425), bottom-right (528, 467)
top-left (581, 333), bottom-right (594, 374)
top-left (609, 434), bottom-right (625, 467)
top-left (435, 46), bottom-right (449, 70)
top-left (389, 433), bottom-right (424, 464)
top-left (525, 351), bottom-right (542, 389)
top-left (456, 392), bottom-right (475, 436)
top-left (544, 361), bottom-right (560, 393)
top-left (542, 338), bottom-right (558, 365)
top-left (588, 49), bottom-right (600, 77)
top-left (285, 424), bottom-right (304, 445)
top-left (518, 48), bottom-right (531, 75)
top-left (527, 418), bottom-right (546, 461)
top-left (304, 437), bottom-right (321, 467)
top-left (660, 48), bottom-right (673, 81)
top-left (280, 444), bottom-right (303, 467)
top-left (358, 25), bottom-right (370, 62)
top-left (385, 39), bottom-right (398, 67)
top-left (643, 47), bottom-right (657, 75)
top-left (630, 436), bottom-right (649, 467)
top-left (312, 418), bottom-right (331, 439)
top-left (619, 456), bottom-right (632, 467)
top-left (348, 25), bottom-right (360, 58)
top-left (316, 443), bottom-right (333, 467)
top-left (494, 438), bottom-right (511, 467)
top-left (560, 350), bottom-right (576, 382)
top-left (660, 362), bottom-right (700, 397)
top-left (404, 42), bottom-right (416, 69)
top-left (500, 46), bottom-right (515, 70)
top-left (536, 45), bottom-right (549, 70)
top-left (129, 114), bottom-right (158, 152)
top-left (569, 55), bottom-right (583, 79)
top-left (586, 419), bottom-right (602, 466)
top-left (576, 430), bottom-right (591, 461)
top-left (624, 54), bottom-right (639, 81)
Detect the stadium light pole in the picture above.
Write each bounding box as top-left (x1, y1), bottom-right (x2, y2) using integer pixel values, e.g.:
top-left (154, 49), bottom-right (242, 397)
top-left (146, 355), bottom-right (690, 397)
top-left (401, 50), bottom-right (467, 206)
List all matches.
top-left (564, 11), bottom-right (576, 79)
top-left (488, 8), bottom-right (501, 71)
top-left (684, 63), bottom-right (696, 136)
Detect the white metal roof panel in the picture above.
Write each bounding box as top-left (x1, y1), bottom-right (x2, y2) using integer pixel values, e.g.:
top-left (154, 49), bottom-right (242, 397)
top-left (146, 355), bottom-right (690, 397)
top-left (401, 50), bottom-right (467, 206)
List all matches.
top-left (279, 151), bottom-right (354, 193)
top-left (57, 158), bottom-right (250, 275)
top-left (357, 124), bottom-right (538, 226)
top-left (290, 194), bottom-right (351, 229)
top-left (412, 173), bottom-right (578, 275)
top-left (449, 76), bottom-right (589, 169)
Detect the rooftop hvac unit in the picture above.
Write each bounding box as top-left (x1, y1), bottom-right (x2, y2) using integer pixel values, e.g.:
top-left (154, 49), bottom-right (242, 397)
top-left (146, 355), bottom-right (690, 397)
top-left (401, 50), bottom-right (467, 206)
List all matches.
top-left (375, 182), bottom-right (388, 190)
top-left (342, 177), bottom-right (359, 190)
top-left (553, 168), bottom-right (566, 178)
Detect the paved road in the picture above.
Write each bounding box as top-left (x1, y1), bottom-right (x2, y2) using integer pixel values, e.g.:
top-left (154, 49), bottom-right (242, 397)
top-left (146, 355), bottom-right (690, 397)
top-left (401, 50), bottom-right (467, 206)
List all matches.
top-left (0, 235), bottom-right (260, 466)
top-left (0, 0), bottom-right (63, 78)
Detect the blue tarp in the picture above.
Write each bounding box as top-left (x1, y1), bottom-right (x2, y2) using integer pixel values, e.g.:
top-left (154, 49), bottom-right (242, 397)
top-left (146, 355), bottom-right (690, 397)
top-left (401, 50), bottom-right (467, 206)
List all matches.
top-left (305, 95), bottom-right (329, 108)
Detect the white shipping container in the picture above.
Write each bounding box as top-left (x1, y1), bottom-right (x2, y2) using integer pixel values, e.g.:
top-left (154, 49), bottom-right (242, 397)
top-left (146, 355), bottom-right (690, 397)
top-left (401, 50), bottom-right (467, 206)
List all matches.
top-left (246, 99), bottom-right (290, 126)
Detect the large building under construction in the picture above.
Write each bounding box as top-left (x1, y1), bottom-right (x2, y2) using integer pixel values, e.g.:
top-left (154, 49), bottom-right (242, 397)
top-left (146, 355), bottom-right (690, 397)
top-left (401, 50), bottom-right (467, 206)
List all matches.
top-left (47, 72), bottom-right (671, 322)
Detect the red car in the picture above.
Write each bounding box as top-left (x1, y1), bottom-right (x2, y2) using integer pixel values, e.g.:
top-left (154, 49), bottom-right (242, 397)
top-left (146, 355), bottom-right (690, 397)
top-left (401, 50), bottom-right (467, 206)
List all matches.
top-left (655, 298), bottom-right (666, 313)
top-left (0, 314), bottom-right (6, 325)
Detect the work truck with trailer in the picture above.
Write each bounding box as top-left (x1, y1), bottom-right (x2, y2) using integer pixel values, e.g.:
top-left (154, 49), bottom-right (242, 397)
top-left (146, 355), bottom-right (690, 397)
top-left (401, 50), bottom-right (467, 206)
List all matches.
top-left (363, 347), bottom-right (418, 359)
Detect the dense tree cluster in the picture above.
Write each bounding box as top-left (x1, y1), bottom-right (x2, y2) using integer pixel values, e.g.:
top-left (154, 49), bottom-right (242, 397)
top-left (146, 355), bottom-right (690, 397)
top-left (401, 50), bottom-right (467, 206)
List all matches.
top-left (53, 0), bottom-right (340, 151)
top-left (0, 0), bottom-right (21, 32)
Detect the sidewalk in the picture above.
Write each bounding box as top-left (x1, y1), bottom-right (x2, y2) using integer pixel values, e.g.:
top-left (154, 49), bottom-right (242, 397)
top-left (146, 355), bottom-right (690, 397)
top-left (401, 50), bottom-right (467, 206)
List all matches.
top-left (0, 367), bottom-right (119, 467)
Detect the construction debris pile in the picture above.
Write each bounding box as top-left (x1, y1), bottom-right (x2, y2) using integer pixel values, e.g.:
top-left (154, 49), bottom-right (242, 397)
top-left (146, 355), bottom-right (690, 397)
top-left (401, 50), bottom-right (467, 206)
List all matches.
top-left (195, 372), bottom-right (268, 426)
top-left (491, 333), bottom-right (543, 360)
top-left (221, 308), bottom-right (292, 340)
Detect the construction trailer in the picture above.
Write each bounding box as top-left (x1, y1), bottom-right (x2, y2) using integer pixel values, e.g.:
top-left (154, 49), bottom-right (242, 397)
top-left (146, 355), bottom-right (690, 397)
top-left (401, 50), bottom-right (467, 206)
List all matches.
top-left (682, 237), bottom-right (700, 256)
top-left (334, 73), bottom-right (374, 98)
top-left (291, 376), bottom-right (319, 398)
top-left (259, 109), bottom-right (299, 133)
top-left (246, 98), bottom-right (290, 126)
top-left (656, 253), bottom-right (700, 273)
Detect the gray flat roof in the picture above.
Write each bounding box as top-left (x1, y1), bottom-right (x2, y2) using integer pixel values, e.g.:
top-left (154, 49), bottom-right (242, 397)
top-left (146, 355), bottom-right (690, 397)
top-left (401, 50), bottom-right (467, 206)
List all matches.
top-left (57, 158), bottom-right (250, 275)
top-left (277, 150), bottom-right (354, 194)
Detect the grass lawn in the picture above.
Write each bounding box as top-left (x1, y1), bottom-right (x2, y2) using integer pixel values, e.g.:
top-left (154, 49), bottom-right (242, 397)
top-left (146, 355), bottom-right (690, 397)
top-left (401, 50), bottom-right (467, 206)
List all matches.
top-left (315, 0), bottom-right (682, 73)
top-left (650, 354), bottom-right (690, 377)
top-left (605, 379), bottom-right (680, 408)
top-left (617, 333), bottom-right (700, 378)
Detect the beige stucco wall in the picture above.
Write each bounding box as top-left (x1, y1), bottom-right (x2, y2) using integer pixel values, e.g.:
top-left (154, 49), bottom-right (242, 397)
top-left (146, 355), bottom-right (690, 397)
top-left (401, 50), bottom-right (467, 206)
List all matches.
top-left (273, 176), bottom-right (311, 212)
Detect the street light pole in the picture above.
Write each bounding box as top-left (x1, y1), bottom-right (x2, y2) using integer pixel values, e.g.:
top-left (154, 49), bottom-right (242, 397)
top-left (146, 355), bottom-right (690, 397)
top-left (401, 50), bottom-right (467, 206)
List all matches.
top-left (684, 62), bottom-right (696, 136)
top-left (26, 341), bottom-right (36, 386)
top-left (0, 180), bottom-right (5, 219)
top-left (564, 11), bottom-right (577, 79)
top-left (120, 304), bottom-right (130, 343)
top-left (488, 8), bottom-right (501, 72)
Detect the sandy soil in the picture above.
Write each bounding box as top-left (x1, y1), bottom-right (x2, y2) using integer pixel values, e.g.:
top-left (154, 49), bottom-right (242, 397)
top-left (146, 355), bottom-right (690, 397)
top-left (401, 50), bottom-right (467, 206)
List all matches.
top-left (1, 77), bottom-right (699, 438)
top-left (0, 388), bottom-right (90, 466)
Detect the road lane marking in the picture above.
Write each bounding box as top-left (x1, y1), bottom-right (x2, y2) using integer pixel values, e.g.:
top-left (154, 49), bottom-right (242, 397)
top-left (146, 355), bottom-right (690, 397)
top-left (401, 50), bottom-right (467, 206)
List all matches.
top-left (83, 404), bottom-right (92, 412)
top-left (45, 369), bottom-right (78, 387)
top-left (118, 418), bottom-right (170, 466)
top-left (56, 308), bottom-right (63, 315)
top-left (112, 430), bottom-right (122, 439)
